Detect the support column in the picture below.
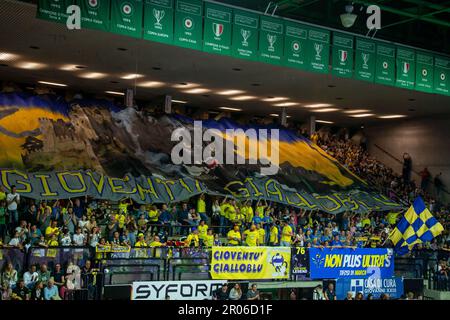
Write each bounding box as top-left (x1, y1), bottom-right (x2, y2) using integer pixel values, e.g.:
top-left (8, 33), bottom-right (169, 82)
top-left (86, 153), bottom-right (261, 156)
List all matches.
top-left (164, 95), bottom-right (172, 114)
top-left (308, 115), bottom-right (316, 136)
top-left (125, 89), bottom-right (134, 108)
top-left (280, 107), bottom-right (288, 127)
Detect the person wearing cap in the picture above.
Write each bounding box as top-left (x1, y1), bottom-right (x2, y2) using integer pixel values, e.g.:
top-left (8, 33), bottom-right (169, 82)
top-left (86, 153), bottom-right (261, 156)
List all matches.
top-left (135, 233), bottom-right (148, 247)
top-left (185, 228), bottom-right (200, 247)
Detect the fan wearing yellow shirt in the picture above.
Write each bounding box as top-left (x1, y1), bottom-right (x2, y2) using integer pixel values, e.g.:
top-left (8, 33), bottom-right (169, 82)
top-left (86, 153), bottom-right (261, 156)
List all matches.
top-left (204, 229), bottom-right (214, 247)
top-left (118, 198), bottom-right (132, 215)
top-left (255, 200), bottom-right (266, 219)
top-left (147, 205), bottom-right (160, 233)
top-left (149, 235), bottom-right (164, 247)
top-left (226, 201), bottom-right (238, 225)
top-left (244, 204), bottom-right (254, 226)
top-left (219, 199), bottom-right (231, 235)
top-left (256, 223), bottom-right (266, 246)
top-left (186, 229), bottom-right (200, 247)
top-left (115, 212), bottom-right (126, 231)
top-left (269, 223), bottom-right (279, 246)
top-left (280, 221), bottom-right (293, 247)
top-left (47, 234), bottom-right (59, 247)
top-left (135, 234), bottom-right (148, 247)
top-left (45, 220), bottom-right (60, 240)
top-left (243, 224), bottom-right (259, 247)
top-left (198, 220), bottom-right (208, 242)
top-left (197, 194), bottom-right (207, 222)
top-left (227, 225), bottom-right (241, 246)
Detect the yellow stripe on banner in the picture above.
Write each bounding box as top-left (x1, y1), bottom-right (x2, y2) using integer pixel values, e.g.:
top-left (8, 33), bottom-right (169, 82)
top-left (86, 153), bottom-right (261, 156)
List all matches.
top-left (389, 228), bottom-right (403, 245)
top-left (210, 246), bottom-right (291, 280)
top-left (419, 209), bottom-right (431, 221)
top-left (416, 224), bottom-right (429, 238)
top-left (402, 226), bottom-right (416, 242)
top-left (404, 207), bottom-right (419, 225)
top-left (429, 222), bottom-right (444, 238)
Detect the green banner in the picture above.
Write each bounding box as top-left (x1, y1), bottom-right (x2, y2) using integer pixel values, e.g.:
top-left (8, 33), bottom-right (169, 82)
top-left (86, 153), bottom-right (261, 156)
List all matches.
top-left (331, 33), bottom-right (354, 78)
top-left (306, 27), bottom-right (330, 74)
top-left (415, 52), bottom-right (434, 93)
top-left (434, 56), bottom-right (450, 96)
top-left (143, 0), bottom-right (174, 44)
top-left (174, 0), bottom-right (203, 50)
top-left (396, 47), bottom-right (416, 89)
top-left (37, 0), bottom-right (73, 24)
top-left (110, 0), bottom-right (143, 38)
top-left (375, 43), bottom-right (396, 86)
top-left (77, 0), bottom-right (110, 31)
top-left (354, 38), bottom-right (376, 82)
top-left (231, 9), bottom-right (259, 61)
top-left (259, 15), bottom-right (284, 65)
top-left (283, 20), bottom-right (308, 69)
top-left (203, 2), bottom-right (232, 56)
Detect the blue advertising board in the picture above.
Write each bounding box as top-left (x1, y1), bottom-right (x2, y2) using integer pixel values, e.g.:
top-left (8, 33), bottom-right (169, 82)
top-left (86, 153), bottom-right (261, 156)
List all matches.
top-left (336, 277), bottom-right (404, 300)
top-left (309, 248), bottom-right (394, 279)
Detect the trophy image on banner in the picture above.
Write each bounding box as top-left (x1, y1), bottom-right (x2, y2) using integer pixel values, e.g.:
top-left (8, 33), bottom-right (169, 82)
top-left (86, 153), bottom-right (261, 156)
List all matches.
top-left (153, 9), bottom-right (165, 28)
top-left (362, 53), bottom-right (370, 68)
top-left (267, 34), bottom-right (277, 52)
top-left (402, 62), bottom-right (410, 74)
top-left (339, 50), bottom-right (348, 63)
top-left (241, 29), bottom-right (251, 46)
top-left (314, 43), bottom-right (323, 60)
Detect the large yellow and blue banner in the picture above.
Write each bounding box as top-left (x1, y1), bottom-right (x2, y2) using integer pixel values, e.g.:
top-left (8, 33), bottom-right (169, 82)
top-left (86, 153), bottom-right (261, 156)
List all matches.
top-left (0, 92), bottom-right (402, 212)
top-left (210, 246), bottom-right (291, 280)
top-left (309, 248), bottom-right (394, 279)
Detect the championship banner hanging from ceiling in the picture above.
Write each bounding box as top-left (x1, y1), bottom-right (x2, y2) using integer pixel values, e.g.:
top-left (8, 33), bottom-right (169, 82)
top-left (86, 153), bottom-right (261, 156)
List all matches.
top-left (36, 0), bottom-right (450, 97)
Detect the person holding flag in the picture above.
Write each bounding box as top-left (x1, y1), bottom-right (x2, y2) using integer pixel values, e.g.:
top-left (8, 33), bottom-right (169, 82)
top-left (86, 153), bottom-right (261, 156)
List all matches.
top-left (388, 197), bottom-right (444, 256)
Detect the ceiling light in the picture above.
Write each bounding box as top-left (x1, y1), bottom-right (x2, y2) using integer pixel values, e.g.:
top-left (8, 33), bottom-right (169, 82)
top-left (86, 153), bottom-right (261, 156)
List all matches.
top-left (79, 72), bottom-right (107, 79)
top-left (121, 74), bottom-right (144, 80)
top-left (316, 120), bottom-right (334, 124)
top-left (172, 82), bottom-right (200, 89)
top-left (0, 52), bottom-right (19, 61)
top-left (263, 97), bottom-right (289, 102)
top-left (105, 91), bottom-right (124, 96)
top-left (229, 95), bottom-right (256, 101)
top-left (270, 113), bottom-right (291, 118)
top-left (183, 88), bottom-right (211, 94)
top-left (304, 103), bottom-right (333, 109)
top-left (378, 115), bottom-right (407, 119)
top-left (350, 114), bottom-right (375, 118)
top-left (217, 90), bottom-right (245, 96)
top-left (16, 61), bottom-right (46, 69)
top-left (60, 64), bottom-right (86, 71)
top-left (273, 102), bottom-right (299, 107)
top-left (314, 108), bottom-right (340, 113)
top-left (340, 4), bottom-right (357, 28)
top-left (344, 109), bottom-right (371, 114)
top-left (219, 107), bottom-right (242, 112)
top-left (172, 100), bottom-right (187, 104)
top-left (38, 81), bottom-right (67, 87)
top-left (138, 81), bottom-right (165, 88)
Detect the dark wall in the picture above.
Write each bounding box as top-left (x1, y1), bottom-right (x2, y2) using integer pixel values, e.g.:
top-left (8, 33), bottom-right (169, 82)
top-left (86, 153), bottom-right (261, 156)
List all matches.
top-left (365, 116), bottom-right (450, 203)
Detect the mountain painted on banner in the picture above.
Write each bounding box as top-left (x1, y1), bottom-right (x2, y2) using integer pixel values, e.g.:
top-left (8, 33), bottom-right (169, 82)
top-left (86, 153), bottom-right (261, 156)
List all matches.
top-left (0, 92), bottom-right (400, 211)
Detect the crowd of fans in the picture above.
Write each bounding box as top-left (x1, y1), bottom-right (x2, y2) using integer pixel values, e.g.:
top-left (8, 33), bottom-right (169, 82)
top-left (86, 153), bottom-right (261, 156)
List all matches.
top-left (1, 127), bottom-right (449, 299)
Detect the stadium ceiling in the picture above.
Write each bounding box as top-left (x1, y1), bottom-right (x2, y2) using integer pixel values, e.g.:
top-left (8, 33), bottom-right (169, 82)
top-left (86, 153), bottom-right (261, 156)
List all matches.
top-left (217, 0), bottom-right (450, 55)
top-left (1, 0), bottom-right (449, 126)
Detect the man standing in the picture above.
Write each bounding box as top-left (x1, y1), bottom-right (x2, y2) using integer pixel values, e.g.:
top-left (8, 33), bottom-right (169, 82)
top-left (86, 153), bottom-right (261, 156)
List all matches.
top-left (280, 220), bottom-right (293, 247)
top-left (6, 185), bottom-right (20, 232)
